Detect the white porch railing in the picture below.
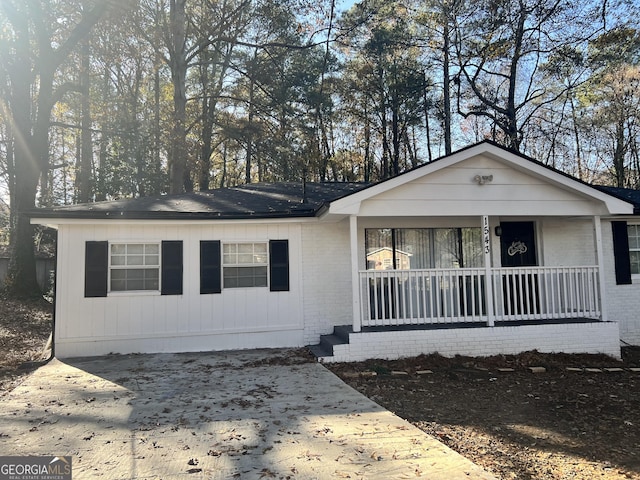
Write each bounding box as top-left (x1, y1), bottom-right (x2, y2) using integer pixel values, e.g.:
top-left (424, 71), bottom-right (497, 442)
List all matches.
top-left (359, 266), bottom-right (601, 327)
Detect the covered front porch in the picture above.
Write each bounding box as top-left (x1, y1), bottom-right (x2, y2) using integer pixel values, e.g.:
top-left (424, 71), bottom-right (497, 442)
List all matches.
top-left (307, 214), bottom-right (620, 363)
top-left (309, 143), bottom-right (633, 362)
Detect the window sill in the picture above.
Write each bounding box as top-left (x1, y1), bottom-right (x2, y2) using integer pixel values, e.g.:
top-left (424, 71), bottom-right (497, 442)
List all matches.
top-left (108, 290), bottom-right (162, 297)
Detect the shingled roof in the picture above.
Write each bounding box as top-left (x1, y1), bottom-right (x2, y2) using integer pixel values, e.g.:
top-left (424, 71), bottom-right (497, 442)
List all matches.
top-left (595, 186), bottom-right (640, 215)
top-left (29, 182), bottom-right (371, 220)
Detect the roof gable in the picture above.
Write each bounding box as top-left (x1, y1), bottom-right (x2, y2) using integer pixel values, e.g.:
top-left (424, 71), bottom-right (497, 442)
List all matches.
top-left (328, 141), bottom-right (634, 217)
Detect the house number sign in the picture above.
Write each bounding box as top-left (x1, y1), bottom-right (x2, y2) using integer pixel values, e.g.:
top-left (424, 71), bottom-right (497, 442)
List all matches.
top-left (483, 216), bottom-right (490, 254)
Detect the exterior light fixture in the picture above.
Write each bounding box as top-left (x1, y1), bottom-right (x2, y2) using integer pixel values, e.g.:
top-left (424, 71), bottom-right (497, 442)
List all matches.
top-left (474, 174), bottom-right (493, 185)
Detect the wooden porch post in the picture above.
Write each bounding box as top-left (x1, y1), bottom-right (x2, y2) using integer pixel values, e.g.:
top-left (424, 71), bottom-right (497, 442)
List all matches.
top-left (593, 215), bottom-right (608, 322)
top-left (483, 215), bottom-right (495, 326)
top-left (350, 215), bottom-right (362, 332)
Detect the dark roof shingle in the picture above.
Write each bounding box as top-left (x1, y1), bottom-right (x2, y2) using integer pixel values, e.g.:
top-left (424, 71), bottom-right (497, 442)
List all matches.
top-left (29, 182), bottom-right (371, 220)
top-left (595, 186), bottom-right (640, 214)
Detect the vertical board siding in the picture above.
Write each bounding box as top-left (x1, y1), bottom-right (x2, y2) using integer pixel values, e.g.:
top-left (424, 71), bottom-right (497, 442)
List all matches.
top-left (56, 222), bottom-right (304, 356)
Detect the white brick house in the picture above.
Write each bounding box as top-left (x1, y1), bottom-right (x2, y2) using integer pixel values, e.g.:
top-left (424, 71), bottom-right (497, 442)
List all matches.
top-left (31, 141), bottom-right (640, 361)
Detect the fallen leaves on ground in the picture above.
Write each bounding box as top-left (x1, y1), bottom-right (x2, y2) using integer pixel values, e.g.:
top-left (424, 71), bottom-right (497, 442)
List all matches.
top-left (328, 349), bottom-right (640, 480)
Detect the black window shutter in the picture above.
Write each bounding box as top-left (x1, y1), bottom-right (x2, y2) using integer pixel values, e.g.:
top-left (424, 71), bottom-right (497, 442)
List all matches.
top-left (161, 241), bottom-right (183, 295)
top-left (269, 240), bottom-right (289, 292)
top-left (200, 241), bottom-right (221, 294)
top-left (85, 241), bottom-right (108, 297)
top-left (612, 221), bottom-right (632, 285)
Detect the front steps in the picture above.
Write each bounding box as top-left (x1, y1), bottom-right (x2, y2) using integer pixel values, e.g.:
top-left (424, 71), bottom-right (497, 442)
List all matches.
top-left (308, 325), bottom-right (353, 360)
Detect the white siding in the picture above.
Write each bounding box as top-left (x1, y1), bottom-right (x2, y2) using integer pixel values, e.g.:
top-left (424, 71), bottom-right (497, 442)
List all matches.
top-left (55, 222), bottom-right (304, 357)
top-left (356, 156), bottom-right (609, 217)
top-left (301, 220), bottom-right (352, 344)
top-left (539, 218), bottom-right (595, 266)
top-left (602, 218), bottom-right (640, 346)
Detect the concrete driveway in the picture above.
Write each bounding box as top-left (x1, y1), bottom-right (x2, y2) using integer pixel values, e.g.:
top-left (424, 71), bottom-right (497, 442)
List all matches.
top-left (0, 349), bottom-right (494, 479)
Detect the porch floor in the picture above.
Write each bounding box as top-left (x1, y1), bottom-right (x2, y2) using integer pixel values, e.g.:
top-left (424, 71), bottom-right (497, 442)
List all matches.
top-left (365, 317), bottom-right (599, 331)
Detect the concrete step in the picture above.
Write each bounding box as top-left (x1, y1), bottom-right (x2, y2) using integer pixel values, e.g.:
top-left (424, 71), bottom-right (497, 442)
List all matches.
top-left (308, 325), bottom-right (353, 359)
top-left (333, 325), bottom-right (353, 343)
top-left (308, 344), bottom-right (331, 358)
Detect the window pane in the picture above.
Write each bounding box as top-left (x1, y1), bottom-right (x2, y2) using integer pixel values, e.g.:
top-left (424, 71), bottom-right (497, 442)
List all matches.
top-left (631, 251), bottom-right (640, 275)
top-left (223, 243), bottom-right (267, 267)
top-left (434, 229), bottom-right (460, 268)
top-left (128, 244), bottom-right (144, 254)
top-left (145, 255), bottom-right (159, 266)
top-left (223, 265), bottom-right (267, 288)
top-left (365, 229), bottom-right (393, 270)
top-left (145, 244), bottom-right (159, 254)
top-left (395, 229), bottom-right (431, 269)
top-left (111, 279), bottom-right (126, 291)
top-left (238, 253), bottom-right (254, 264)
top-left (253, 266), bottom-right (268, 286)
top-left (111, 244), bottom-right (126, 254)
top-left (111, 270), bottom-right (126, 280)
top-left (144, 269), bottom-right (159, 289)
top-left (126, 269), bottom-right (145, 280)
top-left (238, 244), bottom-right (253, 254)
top-left (628, 225), bottom-right (640, 249)
top-left (111, 255), bottom-right (126, 266)
top-left (236, 275), bottom-right (255, 288)
top-left (223, 267), bottom-right (239, 288)
top-left (144, 269), bottom-right (159, 280)
top-left (127, 255), bottom-right (144, 266)
top-left (461, 228), bottom-right (483, 268)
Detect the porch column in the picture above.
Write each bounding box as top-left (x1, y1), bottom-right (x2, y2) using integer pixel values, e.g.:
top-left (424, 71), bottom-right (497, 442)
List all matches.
top-left (483, 215), bottom-right (495, 326)
top-left (593, 215), bottom-right (608, 322)
top-left (350, 215), bottom-right (362, 332)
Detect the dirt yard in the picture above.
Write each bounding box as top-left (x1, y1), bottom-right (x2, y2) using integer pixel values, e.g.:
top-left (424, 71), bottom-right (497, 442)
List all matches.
top-left (1, 296), bottom-right (639, 479)
top-left (327, 349), bottom-right (640, 480)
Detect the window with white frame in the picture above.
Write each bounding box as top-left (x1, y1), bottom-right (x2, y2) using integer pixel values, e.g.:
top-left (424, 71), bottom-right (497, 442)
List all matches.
top-left (365, 228), bottom-right (483, 270)
top-left (110, 243), bottom-right (160, 291)
top-left (223, 243), bottom-right (268, 288)
top-left (629, 224), bottom-right (640, 275)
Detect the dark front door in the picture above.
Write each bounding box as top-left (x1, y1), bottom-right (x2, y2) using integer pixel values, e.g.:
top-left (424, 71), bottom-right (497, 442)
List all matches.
top-left (500, 221), bottom-right (537, 267)
top-left (499, 221), bottom-right (539, 315)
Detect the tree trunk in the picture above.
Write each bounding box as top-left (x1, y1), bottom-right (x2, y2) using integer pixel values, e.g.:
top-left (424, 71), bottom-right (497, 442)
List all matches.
top-left (364, 105), bottom-right (372, 182)
top-left (168, 0), bottom-right (188, 194)
top-left (7, 10), bottom-right (40, 295)
top-left (245, 73), bottom-right (255, 184)
top-left (78, 42), bottom-right (93, 203)
top-left (569, 94), bottom-right (583, 180)
top-left (613, 121), bottom-right (626, 187)
top-left (423, 73), bottom-right (433, 162)
top-left (442, 14), bottom-right (452, 155)
top-left (3, 0), bottom-right (110, 296)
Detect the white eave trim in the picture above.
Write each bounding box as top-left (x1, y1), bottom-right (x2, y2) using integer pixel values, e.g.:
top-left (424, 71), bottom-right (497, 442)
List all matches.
top-left (30, 216), bottom-right (321, 227)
